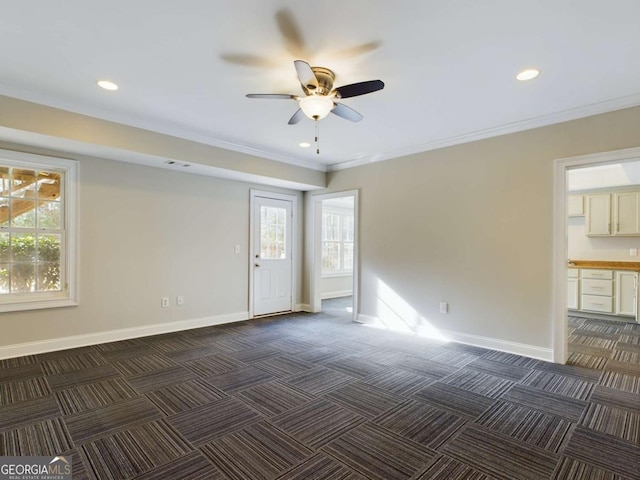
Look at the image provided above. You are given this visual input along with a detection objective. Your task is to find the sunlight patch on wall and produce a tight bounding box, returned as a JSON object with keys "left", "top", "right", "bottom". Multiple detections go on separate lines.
{"left": 364, "top": 279, "right": 450, "bottom": 342}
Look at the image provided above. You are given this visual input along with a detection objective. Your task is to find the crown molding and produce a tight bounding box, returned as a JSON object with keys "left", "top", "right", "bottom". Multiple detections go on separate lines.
{"left": 328, "top": 92, "right": 640, "bottom": 172}
{"left": 0, "top": 87, "right": 328, "bottom": 172}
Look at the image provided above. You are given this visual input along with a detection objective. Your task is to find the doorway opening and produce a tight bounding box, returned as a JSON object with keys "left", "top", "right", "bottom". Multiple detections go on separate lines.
{"left": 310, "top": 190, "right": 359, "bottom": 322}
{"left": 553, "top": 147, "right": 640, "bottom": 364}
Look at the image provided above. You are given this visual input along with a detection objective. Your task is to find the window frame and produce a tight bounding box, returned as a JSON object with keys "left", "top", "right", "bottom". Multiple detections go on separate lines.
{"left": 321, "top": 206, "right": 354, "bottom": 277}
{"left": 0, "top": 149, "right": 78, "bottom": 312}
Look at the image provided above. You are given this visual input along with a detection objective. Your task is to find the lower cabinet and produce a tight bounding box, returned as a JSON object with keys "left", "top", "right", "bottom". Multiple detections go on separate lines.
{"left": 569, "top": 268, "right": 638, "bottom": 320}
{"left": 616, "top": 271, "right": 638, "bottom": 316}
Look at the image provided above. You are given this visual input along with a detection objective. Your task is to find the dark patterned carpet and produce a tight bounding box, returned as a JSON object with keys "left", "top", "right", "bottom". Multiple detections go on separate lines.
{"left": 0, "top": 302, "right": 638, "bottom": 480}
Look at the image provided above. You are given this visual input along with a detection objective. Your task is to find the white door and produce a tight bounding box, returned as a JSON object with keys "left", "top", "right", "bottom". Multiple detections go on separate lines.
{"left": 253, "top": 196, "right": 293, "bottom": 316}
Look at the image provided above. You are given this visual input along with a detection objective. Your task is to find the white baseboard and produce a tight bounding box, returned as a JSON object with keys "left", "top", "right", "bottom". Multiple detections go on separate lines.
{"left": 295, "top": 304, "right": 312, "bottom": 312}
{"left": 320, "top": 290, "right": 353, "bottom": 300}
{"left": 356, "top": 313, "right": 553, "bottom": 362}
{"left": 441, "top": 329, "right": 553, "bottom": 362}
{"left": 0, "top": 311, "right": 249, "bottom": 360}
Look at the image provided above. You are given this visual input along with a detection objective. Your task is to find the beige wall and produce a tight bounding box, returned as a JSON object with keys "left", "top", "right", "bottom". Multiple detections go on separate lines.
{"left": 319, "top": 106, "right": 640, "bottom": 349}
{"left": 0, "top": 145, "right": 303, "bottom": 349}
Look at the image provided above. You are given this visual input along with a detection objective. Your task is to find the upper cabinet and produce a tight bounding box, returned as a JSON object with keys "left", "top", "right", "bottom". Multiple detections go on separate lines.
{"left": 585, "top": 191, "right": 640, "bottom": 236}
{"left": 614, "top": 192, "right": 640, "bottom": 235}
{"left": 568, "top": 195, "right": 584, "bottom": 216}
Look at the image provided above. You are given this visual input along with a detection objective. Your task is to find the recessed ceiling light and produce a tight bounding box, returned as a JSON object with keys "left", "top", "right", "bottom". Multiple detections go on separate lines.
{"left": 97, "top": 80, "right": 119, "bottom": 91}
{"left": 516, "top": 68, "right": 540, "bottom": 81}
{"left": 299, "top": 142, "right": 311, "bottom": 148}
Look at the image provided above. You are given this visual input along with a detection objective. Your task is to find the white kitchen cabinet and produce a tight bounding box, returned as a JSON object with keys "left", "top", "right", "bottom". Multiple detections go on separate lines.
{"left": 616, "top": 271, "right": 638, "bottom": 316}
{"left": 585, "top": 194, "right": 612, "bottom": 236}
{"left": 568, "top": 195, "right": 584, "bottom": 216}
{"left": 568, "top": 277, "right": 579, "bottom": 310}
{"left": 585, "top": 191, "right": 640, "bottom": 236}
{"left": 614, "top": 192, "right": 640, "bottom": 235}
{"left": 580, "top": 269, "right": 614, "bottom": 314}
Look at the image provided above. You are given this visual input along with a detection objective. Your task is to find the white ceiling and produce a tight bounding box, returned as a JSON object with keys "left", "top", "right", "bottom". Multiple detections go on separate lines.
{"left": 1, "top": 1, "right": 639, "bottom": 172}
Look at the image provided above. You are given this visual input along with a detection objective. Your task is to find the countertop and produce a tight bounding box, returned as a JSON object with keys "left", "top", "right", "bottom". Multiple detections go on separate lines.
{"left": 568, "top": 260, "right": 640, "bottom": 272}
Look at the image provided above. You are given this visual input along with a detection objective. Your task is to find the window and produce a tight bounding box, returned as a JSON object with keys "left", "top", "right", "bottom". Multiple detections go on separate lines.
{"left": 0, "top": 150, "right": 77, "bottom": 312}
{"left": 322, "top": 207, "right": 354, "bottom": 275}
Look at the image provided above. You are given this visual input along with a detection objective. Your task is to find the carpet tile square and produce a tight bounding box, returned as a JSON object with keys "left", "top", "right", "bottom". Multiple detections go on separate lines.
{"left": 203, "top": 365, "right": 275, "bottom": 393}
{"left": 145, "top": 378, "right": 227, "bottom": 415}
{"left": 276, "top": 452, "right": 368, "bottom": 480}
{"left": 0, "top": 395, "right": 60, "bottom": 432}
{"left": 0, "top": 417, "right": 74, "bottom": 456}
{"left": 46, "top": 364, "right": 122, "bottom": 391}
{"left": 253, "top": 354, "right": 316, "bottom": 377}
{"left": 111, "top": 353, "right": 176, "bottom": 376}
{"left": 442, "top": 369, "right": 514, "bottom": 399}
{"left": 55, "top": 378, "right": 138, "bottom": 415}
{"left": 441, "top": 424, "right": 559, "bottom": 480}
{"left": 283, "top": 366, "right": 355, "bottom": 396}
{"left": 167, "top": 396, "right": 262, "bottom": 445}
{"left": 475, "top": 401, "right": 574, "bottom": 452}
{"left": 325, "top": 382, "right": 404, "bottom": 419}
{"left": 81, "top": 420, "right": 192, "bottom": 480}
{"left": 466, "top": 357, "right": 533, "bottom": 381}
{"left": 41, "top": 352, "right": 107, "bottom": 375}
{"left": 322, "top": 423, "right": 438, "bottom": 480}
{"left": 234, "top": 381, "right": 314, "bottom": 417}
{"left": 200, "top": 421, "right": 312, "bottom": 480}
{"left": 414, "top": 455, "right": 498, "bottom": 480}
{"left": 362, "top": 368, "right": 437, "bottom": 396}
{"left": 0, "top": 376, "right": 50, "bottom": 406}
{"left": 183, "top": 353, "right": 247, "bottom": 376}
{"left": 413, "top": 382, "right": 496, "bottom": 420}
{"left": 562, "top": 426, "right": 640, "bottom": 479}
{"left": 125, "top": 365, "right": 198, "bottom": 394}
{"left": 272, "top": 398, "right": 366, "bottom": 449}
{"left": 375, "top": 399, "right": 467, "bottom": 449}
{"left": 500, "top": 385, "right": 588, "bottom": 422}
{"left": 520, "top": 370, "right": 596, "bottom": 401}
{"left": 65, "top": 396, "right": 162, "bottom": 444}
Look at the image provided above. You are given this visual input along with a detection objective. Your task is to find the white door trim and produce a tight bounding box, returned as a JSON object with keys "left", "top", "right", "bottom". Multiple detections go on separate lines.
{"left": 552, "top": 146, "right": 640, "bottom": 363}
{"left": 310, "top": 190, "right": 359, "bottom": 322}
{"left": 249, "top": 189, "right": 298, "bottom": 318}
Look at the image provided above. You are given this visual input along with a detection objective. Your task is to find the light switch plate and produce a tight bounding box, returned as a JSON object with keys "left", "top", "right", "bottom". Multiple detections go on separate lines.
{"left": 631, "top": 248, "right": 638, "bottom": 256}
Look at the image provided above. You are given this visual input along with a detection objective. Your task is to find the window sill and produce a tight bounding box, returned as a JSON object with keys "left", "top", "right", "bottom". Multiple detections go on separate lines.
{"left": 0, "top": 296, "right": 78, "bottom": 313}
{"left": 322, "top": 272, "right": 354, "bottom": 279}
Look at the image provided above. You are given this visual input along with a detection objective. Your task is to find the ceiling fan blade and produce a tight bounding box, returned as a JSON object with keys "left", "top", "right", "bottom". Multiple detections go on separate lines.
{"left": 294, "top": 60, "right": 319, "bottom": 91}
{"left": 246, "top": 94, "right": 297, "bottom": 99}
{"left": 331, "top": 102, "right": 363, "bottom": 122}
{"left": 276, "top": 9, "right": 306, "bottom": 58}
{"left": 333, "top": 80, "right": 384, "bottom": 99}
{"left": 288, "top": 108, "right": 305, "bottom": 125}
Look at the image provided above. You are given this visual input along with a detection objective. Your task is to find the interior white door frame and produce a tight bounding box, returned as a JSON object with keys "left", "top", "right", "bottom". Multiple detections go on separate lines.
{"left": 310, "top": 190, "right": 359, "bottom": 321}
{"left": 249, "top": 189, "right": 298, "bottom": 318}
{"left": 552, "top": 146, "right": 640, "bottom": 363}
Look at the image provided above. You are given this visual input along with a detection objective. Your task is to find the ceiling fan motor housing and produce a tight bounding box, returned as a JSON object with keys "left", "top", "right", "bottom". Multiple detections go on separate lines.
{"left": 303, "top": 67, "right": 335, "bottom": 96}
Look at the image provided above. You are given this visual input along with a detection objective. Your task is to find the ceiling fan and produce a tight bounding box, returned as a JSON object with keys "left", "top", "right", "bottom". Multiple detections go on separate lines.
{"left": 246, "top": 60, "right": 384, "bottom": 125}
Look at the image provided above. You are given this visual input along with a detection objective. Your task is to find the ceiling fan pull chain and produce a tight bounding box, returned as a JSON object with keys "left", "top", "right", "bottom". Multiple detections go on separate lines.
{"left": 315, "top": 118, "right": 320, "bottom": 155}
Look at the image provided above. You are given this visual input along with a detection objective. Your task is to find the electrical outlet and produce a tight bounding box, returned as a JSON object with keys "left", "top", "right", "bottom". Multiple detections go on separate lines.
{"left": 439, "top": 302, "right": 448, "bottom": 314}
{"left": 176, "top": 295, "right": 184, "bottom": 306}
{"left": 161, "top": 297, "right": 170, "bottom": 308}
{"left": 234, "top": 244, "right": 241, "bottom": 254}
{"left": 630, "top": 248, "right": 638, "bottom": 257}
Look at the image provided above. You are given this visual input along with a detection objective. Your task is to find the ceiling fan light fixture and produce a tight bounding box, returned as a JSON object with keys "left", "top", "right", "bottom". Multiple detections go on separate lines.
{"left": 299, "top": 95, "right": 334, "bottom": 120}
